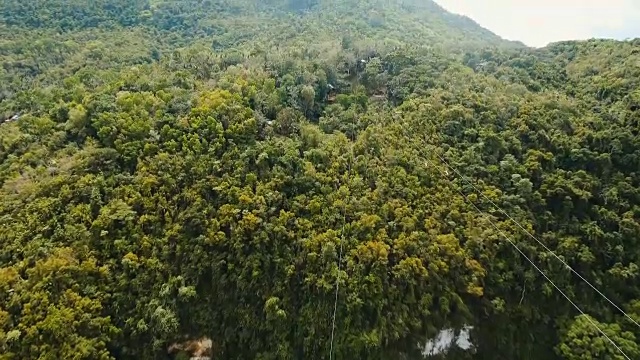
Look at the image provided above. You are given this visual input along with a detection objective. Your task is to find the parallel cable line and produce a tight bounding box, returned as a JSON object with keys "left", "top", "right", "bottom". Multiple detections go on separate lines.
{"left": 429, "top": 148, "right": 640, "bottom": 329}
{"left": 421, "top": 154, "right": 632, "bottom": 360}
{"left": 398, "top": 119, "right": 638, "bottom": 328}
{"left": 389, "top": 123, "right": 631, "bottom": 358}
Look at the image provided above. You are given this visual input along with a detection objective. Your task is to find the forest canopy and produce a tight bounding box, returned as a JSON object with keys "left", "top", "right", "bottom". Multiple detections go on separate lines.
{"left": 0, "top": 1, "right": 639, "bottom": 359}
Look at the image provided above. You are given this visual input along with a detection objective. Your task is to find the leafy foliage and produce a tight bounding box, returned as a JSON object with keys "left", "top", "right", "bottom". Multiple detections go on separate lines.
{"left": 0, "top": 1, "right": 639, "bottom": 359}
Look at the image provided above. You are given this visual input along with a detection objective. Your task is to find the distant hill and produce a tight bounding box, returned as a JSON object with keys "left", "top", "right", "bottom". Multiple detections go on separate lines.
{"left": 0, "top": 0, "right": 520, "bottom": 110}
{"left": 0, "top": 0, "right": 518, "bottom": 47}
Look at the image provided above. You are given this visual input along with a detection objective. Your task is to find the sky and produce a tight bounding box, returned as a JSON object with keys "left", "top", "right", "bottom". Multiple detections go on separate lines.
{"left": 433, "top": 0, "right": 640, "bottom": 47}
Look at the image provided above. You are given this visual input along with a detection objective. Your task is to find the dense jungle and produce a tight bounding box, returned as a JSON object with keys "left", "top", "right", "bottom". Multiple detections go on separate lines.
{"left": 1, "top": 0, "right": 640, "bottom": 359}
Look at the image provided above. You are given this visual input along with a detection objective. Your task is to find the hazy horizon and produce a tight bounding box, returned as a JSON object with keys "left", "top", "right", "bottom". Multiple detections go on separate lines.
{"left": 434, "top": 0, "right": 640, "bottom": 47}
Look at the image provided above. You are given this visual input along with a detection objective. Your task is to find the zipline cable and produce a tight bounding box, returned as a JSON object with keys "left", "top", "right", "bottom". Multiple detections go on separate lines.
{"left": 325, "top": 119, "right": 632, "bottom": 358}
{"left": 429, "top": 146, "right": 640, "bottom": 330}
{"left": 389, "top": 122, "right": 631, "bottom": 358}
{"left": 421, "top": 154, "right": 632, "bottom": 360}
{"left": 329, "top": 139, "right": 353, "bottom": 360}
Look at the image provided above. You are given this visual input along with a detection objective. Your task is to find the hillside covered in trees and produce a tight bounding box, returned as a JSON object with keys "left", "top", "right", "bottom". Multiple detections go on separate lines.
{"left": 1, "top": 0, "right": 639, "bottom": 359}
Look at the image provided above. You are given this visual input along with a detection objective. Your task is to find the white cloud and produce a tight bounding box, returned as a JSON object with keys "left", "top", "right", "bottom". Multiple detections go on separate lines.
{"left": 434, "top": 0, "right": 640, "bottom": 47}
